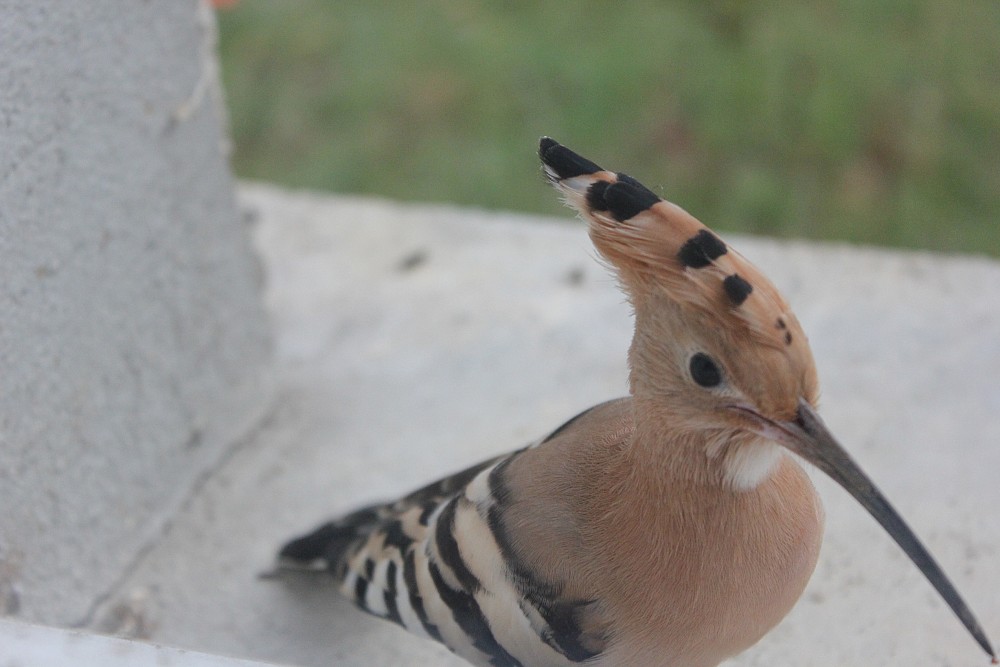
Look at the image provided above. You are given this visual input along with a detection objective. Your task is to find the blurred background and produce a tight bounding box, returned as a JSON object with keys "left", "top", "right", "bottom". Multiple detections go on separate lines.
{"left": 216, "top": 1, "right": 1000, "bottom": 256}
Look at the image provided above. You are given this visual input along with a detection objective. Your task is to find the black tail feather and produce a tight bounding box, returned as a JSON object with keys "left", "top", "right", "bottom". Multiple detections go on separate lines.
{"left": 279, "top": 505, "right": 384, "bottom": 565}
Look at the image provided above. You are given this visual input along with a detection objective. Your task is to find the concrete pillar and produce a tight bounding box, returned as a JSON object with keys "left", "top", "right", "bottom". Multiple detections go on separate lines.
{"left": 0, "top": 1, "right": 273, "bottom": 627}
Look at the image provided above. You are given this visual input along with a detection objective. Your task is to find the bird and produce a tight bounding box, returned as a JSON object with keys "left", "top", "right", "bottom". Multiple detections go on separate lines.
{"left": 275, "top": 138, "right": 996, "bottom": 666}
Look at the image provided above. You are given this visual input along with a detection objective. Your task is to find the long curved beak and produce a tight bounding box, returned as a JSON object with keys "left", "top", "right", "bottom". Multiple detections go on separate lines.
{"left": 762, "top": 399, "right": 995, "bottom": 661}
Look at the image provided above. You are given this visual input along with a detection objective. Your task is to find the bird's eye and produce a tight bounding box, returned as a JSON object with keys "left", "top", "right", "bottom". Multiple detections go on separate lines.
{"left": 689, "top": 353, "right": 722, "bottom": 388}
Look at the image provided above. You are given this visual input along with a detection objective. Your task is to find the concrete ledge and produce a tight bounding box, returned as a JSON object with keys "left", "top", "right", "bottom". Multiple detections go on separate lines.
{"left": 0, "top": 619, "right": 284, "bottom": 667}
{"left": 91, "top": 183, "right": 999, "bottom": 666}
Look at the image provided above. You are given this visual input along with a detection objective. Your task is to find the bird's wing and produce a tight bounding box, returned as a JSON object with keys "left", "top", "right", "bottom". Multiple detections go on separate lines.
{"left": 277, "top": 398, "right": 633, "bottom": 667}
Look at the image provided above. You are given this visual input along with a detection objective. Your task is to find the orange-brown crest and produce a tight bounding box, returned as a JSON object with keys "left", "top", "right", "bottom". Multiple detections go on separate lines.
{"left": 539, "top": 138, "right": 819, "bottom": 415}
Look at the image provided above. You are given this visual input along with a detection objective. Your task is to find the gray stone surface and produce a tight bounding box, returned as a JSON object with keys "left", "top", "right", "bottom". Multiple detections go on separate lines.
{"left": 0, "top": 1, "right": 272, "bottom": 627}
{"left": 95, "top": 183, "right": 999, "bottom": 666}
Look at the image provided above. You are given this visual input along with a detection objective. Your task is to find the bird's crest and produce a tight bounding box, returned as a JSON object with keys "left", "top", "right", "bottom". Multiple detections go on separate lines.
{"left": 539, "top": 137, "right": 803, "bottom": 354}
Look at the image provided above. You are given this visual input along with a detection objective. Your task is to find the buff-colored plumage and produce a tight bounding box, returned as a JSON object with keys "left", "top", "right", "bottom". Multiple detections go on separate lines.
{"left": 276, "top": 139, "right": 995, "bottom": 667}
{"left": 489, "top": 398, "right": 823, "bottom": 666}
{"left": 544, "top": 154, "right": 817, "bottom": 422}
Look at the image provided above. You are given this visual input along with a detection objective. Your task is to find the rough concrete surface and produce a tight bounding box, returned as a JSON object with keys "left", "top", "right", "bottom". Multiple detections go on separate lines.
{"left": 92, "top": 183, "right": 1000, "bottom": 666}
{"left": 0, "top": 1, "right": 272, "bottom": 628}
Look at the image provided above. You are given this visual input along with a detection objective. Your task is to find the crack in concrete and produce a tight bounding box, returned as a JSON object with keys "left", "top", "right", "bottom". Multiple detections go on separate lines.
{"left": 73, "top": 390, "right": 290, "bottom": 633}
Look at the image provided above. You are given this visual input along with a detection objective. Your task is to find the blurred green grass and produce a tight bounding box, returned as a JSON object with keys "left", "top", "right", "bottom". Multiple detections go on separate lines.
{"left": 217, "top": 1, "right": 1000, "bottom": 256}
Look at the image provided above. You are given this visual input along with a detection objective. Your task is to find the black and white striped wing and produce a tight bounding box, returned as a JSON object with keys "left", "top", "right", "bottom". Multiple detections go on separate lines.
{"left": 278, "top": 436, "right": 606, "bottom": 666}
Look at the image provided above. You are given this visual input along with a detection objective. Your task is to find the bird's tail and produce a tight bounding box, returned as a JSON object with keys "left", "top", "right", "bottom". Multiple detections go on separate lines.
{"left": 277, "top": 505, "right": 383, "bottom": 572}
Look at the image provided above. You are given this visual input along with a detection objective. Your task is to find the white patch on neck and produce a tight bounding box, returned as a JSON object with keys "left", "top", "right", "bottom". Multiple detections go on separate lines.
{"left": 722, "top": 438, "right": 785, "bottom": 491}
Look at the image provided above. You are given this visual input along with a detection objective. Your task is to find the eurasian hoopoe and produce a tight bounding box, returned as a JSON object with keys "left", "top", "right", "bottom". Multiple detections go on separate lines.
{"left": 276, "top": 139, "right": 996, "bottom": 666}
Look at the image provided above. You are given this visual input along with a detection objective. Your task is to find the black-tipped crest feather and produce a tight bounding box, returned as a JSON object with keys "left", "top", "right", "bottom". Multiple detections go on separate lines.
{"left": 539, "top": 137, "right": 603, "bottom": 180}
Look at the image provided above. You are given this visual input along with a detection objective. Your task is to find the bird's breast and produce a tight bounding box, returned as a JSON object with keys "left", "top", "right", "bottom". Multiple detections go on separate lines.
{"left": 598, "top": 454, "right": 824, "bottom": 667}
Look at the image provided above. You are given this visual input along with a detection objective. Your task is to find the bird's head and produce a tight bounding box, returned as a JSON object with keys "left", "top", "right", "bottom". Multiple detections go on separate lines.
{"left": 540, "top": 137, "right": 818, "bottom": 463}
